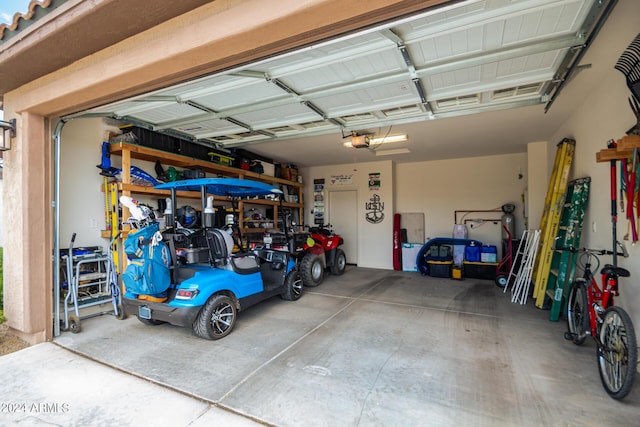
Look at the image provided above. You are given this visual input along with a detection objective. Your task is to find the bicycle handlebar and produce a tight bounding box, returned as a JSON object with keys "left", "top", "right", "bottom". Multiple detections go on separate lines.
{"left": 555, "top": 244, "right": 628, "bottom": 257}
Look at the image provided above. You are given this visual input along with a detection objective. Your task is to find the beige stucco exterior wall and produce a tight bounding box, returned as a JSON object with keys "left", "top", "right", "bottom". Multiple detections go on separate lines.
{"left": 1, "top": 0, "right": 447, "bottom": 342}
{"left": 2, "top": 111, "right": 51, "bottom": 344}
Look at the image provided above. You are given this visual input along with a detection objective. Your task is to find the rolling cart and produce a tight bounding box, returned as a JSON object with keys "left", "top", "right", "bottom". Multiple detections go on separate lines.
{"left": 495, "top": 226, "right": 513, "bottom": 288}
{"left": 60, "top": 233, "right": 123, "bottom": 333}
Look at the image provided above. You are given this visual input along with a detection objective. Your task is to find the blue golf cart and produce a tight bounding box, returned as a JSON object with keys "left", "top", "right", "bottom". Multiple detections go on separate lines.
{"left": 121, "top": 178, "right": 303, "bottom": 339}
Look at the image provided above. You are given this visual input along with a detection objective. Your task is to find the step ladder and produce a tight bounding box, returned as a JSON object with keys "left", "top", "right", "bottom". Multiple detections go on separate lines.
{"left": 506, "top": 229, "right": 541, "bottom": 304}
{"left": 532, "top": 138, "right": 576, "bottom": 308}
{"left": 503, "top": 229, "right": 531, "bottom": 293}
{"left": 546, "top": 178, "right": 590, "bottom": 321}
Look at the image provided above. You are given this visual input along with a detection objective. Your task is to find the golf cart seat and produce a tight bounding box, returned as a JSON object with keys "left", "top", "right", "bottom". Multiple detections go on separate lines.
{"left": 206, "top": 229, "right": 260, "bottom": 274}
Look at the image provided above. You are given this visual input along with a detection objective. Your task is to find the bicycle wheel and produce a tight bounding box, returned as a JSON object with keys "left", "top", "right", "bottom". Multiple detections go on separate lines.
{"left": 597, "top": 306, "right": 637, "bottom": 399}
{"left": 566, "top": 280, "right": 589, "bottom": 345}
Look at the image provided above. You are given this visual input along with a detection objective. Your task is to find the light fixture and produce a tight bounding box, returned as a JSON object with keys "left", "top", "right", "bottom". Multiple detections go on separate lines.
{"left": 343, "top": 133, "right": 408, "bottom": 148}
{"left": 374, "top": 148, "right": 411, "bottom": 156}
{"left": 0, "top": 119, "right": 16, "bottom": 151}
{"left": 370, "top": 134, "right": 408, "bottom": 144}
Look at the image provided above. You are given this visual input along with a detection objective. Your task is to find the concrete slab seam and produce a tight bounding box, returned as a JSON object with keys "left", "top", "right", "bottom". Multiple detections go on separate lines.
{"left": 306, "top": 290, "right": 503, "bottom": 320}
{"left": 218, "top": 276, "right": 390, "bottom": 403}
{"left": 50, "top": 341, "right": 269, "bottom": 426}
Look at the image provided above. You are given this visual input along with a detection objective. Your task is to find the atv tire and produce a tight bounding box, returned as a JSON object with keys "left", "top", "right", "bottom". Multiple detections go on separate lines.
{"left": 301, "top": 253, "right": 324, "bottom": 287}
{"left": 331, "top": 249, "right": 347, "bottom": 275}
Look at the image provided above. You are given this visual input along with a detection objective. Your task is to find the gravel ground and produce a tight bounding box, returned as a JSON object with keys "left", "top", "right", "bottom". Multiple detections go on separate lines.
{"left": 0, "top": 323, "right": 30, "bottom": 356}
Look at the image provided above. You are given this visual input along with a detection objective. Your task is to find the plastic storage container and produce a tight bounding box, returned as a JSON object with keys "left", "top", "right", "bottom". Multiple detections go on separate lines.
{"left": 463, "top": 261, "right": 498, "bottom": 280}
{"left": 481, "top": 245, "right": 497, "bottom": 263}
{"left": 427, "top": 260, "right": 452, "bottom": 278}
{"left": 465, "top": 244, "right": 481, "bottom": 262}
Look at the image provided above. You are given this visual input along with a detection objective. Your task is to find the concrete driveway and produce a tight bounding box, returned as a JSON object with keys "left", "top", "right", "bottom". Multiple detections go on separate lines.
{"left": 2, "top": 267, "right": 639, "bottom": 426}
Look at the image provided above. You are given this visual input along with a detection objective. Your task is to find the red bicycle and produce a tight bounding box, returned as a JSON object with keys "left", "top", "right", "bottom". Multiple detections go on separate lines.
{"left": 562, "top": 244, "right": 637, "bottom": 399}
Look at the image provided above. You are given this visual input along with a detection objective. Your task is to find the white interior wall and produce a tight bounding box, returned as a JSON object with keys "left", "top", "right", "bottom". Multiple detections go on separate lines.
{"left": 60, "top": 118, "right": 113, "bottom": 250}
{"left": 547, "top": 0, "right": 639, "bottom": 331}
{"left": 526, "top": 141, "right": 548, "bottom": 231}
{"left": 301, "top": 161, "right": 394, "bottom": 269}
{"left": 395, "top": 153, "right": 528, "bottom": 255}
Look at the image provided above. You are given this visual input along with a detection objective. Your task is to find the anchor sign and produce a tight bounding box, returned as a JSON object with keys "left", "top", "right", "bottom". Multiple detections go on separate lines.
{"left": 365, "top": 194, "right": 385, "bottom": 224}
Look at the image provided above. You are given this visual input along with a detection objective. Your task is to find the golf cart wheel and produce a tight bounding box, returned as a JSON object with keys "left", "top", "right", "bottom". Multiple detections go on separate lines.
{"left": 115, "top": 304, "right": 127, "bottom": 320}
{"left": 495, "top": 274, "right": 508, "bottom": 288}
{"left": 282, "top": 270, "right": 303, "bottom": 301}
{"left": 301, "top": 253, "right": 324, "bottom": 287}
{"left": 68, "top": 315, "right": 81, "bottom": 334}
{"left": 137, "top": 316, "right": 164, "bottom": 326}
{"left": 193, "top": 294, "right": 237, "bottom": 340}
{"left": 331, "top": 249, "right": 347, "bottom": 276}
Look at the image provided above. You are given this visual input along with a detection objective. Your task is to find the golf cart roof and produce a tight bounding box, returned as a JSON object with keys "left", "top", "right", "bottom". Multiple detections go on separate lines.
{"left": 155, "top": 177, "right": 283, "bottom": 197}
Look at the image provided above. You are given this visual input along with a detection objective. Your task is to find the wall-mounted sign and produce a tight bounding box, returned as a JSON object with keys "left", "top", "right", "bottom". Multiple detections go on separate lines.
{"left": 365, "top": 194, "right": 384, "bottom": 224}
{"left": 330, "top": 174, "right": 353, "bottom": 185}
{"left": 368, "top": 172, "right": 380, "bottom": 191}
{"left": 313, "top": 179, "right": 325, "bottom": 225}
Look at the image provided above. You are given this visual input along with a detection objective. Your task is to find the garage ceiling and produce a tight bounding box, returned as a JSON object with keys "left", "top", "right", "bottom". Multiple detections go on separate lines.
{"left": 71, "top": 0, "right": 616, "bottom": 166}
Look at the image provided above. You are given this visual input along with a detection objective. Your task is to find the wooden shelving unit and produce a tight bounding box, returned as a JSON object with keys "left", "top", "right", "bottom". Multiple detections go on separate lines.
{"left": 103, "top": 142, "right": 304, "bottom": 237}
{"left": 595, "top": 135, "right": 640, "bottom": 162}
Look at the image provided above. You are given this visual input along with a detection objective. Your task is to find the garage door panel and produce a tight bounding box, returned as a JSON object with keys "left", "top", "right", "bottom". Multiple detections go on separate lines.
{"left": 314, "top": 81, "right": 418, "bottom": 117}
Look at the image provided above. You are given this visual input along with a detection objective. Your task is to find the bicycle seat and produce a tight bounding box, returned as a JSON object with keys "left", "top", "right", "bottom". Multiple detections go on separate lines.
{"left": 601, "top": 264, "right": 630, "bottom": 277}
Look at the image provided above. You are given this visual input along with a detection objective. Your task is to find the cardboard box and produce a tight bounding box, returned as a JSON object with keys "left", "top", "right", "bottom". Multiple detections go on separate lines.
{"left": 279, "top": 167, "right": 298, "bottom": 181}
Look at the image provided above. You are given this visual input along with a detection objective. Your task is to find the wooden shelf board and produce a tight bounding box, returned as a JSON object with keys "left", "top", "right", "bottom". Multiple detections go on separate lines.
{"left": 617, "top": 135, "right": 640, "bottom": 150}
{"left": 596, "top": 147, "right": 633, "bottom": 162}
{"left": 110, "top": 142, "right": 302, "bottom": 187}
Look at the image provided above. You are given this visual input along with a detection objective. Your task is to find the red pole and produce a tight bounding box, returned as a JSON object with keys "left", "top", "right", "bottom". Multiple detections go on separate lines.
{"left": 608, "top": 139, "right": 618, "bottom": 266}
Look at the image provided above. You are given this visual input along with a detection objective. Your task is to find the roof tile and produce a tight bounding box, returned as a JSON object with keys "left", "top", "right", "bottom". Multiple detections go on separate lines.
{"left": 0, "top": 0, "right": 53, "bottom": 41}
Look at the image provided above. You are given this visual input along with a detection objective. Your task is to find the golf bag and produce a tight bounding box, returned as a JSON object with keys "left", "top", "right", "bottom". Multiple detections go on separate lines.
{"left": 121, "top": 222, "right": 171, "bottom": 296}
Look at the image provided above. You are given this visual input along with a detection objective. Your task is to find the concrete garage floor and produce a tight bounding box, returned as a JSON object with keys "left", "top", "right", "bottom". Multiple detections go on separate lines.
{"left": 9, "top": 267, "right": 640, "bottom": 426}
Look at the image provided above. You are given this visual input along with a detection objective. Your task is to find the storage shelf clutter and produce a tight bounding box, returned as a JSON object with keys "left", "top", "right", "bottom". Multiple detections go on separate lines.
{"left": 103, "top": 141, "right": 305, "bottom": 242}
{"left": 416, "top": 238, "right": 498, "bottom": 281}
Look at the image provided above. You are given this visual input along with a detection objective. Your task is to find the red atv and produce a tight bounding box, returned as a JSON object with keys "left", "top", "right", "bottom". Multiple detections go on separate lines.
{"left": 300, "top": 224, "right": 347, "bottom": 287}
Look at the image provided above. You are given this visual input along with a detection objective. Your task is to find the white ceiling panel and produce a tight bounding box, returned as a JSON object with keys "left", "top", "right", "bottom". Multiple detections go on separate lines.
{"left": 314, "top": 81, "right": 418, "bottom": 116}
{"left": 174, "top": 119, "right": 246, "bottom": 137}
{"left": 190, "top": 81, "right": 285, "bottom": 111}
{"left": 72, "top": 0, "right": 610, "bottom": 156}
{"left": 124, "top": 102, "right": 204, "bottom": 125}
{"left": 232, "top": 103, "right": 320, "bottom": 129}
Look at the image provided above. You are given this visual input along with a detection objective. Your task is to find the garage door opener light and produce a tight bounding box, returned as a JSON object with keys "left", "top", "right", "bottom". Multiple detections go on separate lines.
{"left": 343, "top": 133, "right": 407, "bottom": 148}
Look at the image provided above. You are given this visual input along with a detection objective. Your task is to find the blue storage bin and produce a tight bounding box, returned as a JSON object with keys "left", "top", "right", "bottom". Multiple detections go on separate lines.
{"left": 465, "top": 244, "right": 481, "bottom": 262}
{"left": 481, "top": 245, "right": 497, "bottom": 263}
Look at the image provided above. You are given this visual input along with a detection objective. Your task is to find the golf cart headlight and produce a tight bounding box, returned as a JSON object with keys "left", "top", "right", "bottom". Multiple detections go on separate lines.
{"left": 176, "top": 287, "right": 199, "bottom": 300}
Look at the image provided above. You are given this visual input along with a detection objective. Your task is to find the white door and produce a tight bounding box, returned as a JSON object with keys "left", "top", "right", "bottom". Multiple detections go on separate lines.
{"left": 328, "top": 190, "right": 357, "bottom": 265}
